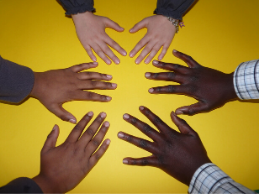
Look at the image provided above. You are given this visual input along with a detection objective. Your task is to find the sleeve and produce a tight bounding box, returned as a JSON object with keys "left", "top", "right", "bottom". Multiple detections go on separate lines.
{"left": 188, "top": 163, "right": 256, "bottom": 194}
{"left": 233, "top": 59, "right": 259, "bottom": 100}
{"left": 0, "top": 56, "right": 34, "bottom": 103}
{"left": 58, "top": 0, "right": 95, "bottom": 15}
{"left": 0, "top": 177, "right": 43, "bottom": 193}
{"left": 154, "top": 0, "right": 195, "bottom": 20}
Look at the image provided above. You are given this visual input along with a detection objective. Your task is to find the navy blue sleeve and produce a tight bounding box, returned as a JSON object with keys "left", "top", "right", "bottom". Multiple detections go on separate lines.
{"left": 0, "top": 56, "right": 34, "bottom": 103}
{"left": 154, "top": 0, "right": 195, "bottom": 20}
{"left": 58, "top": 0, "right": 95, "bottom": 15}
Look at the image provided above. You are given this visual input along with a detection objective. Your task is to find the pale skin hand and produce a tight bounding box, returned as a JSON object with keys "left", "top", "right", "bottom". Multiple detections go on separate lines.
{"left": 129, "top": 15, "right": 176, "bottom": 64}
{"left": 30, "top": 62, "right": 117, "bottom": 123}
{"left": 33, "top": 111, "right": 111, "bottom": 193}
{"left": 72, "top": 11, "right": 127, "bottom": 65}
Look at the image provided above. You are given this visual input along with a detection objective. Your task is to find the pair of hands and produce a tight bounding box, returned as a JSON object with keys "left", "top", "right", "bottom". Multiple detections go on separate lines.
{"left": 33, "top": 107, "right": 210, "bottom": 193}
{"left": 72, "top": 12, "right": 176, "bottom": 65}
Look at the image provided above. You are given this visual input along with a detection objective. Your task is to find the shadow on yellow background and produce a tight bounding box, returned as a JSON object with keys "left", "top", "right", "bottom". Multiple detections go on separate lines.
{"left": 0, "top": 0, "right": 259, "bottom": 193}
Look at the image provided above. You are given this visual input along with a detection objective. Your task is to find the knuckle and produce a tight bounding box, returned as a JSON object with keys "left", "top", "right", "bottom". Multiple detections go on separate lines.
{"left": 90, "top": 81, "right": 97, "bottom": 87}
{"left": 157, "top": 156, "right": 165, "bottom": 166}
{"left": 125, "top": 135, "right": 133, "bottom": 142}
{"left": 130, "top": 117, "right": 137, "bottom": 125}
{"left": 152, "top": 73, "right": 159, "bottom": 79}
{"left": 167, "top": 72, "right": 175, "bottom": 79}
{"left": 86, "top": 129, "right": 95, "bottom": 136}
{"left": 167, "top": 85, "right": 175, "bottom": 93}
{"left": 141, "top": 159, "right": 149, "bottom": 166}
{"left": 92, "top": 140, "right": 100, "bottom": 146}
{"left": 142, "top": 124, "right": 152, "bottom": 134}
{"left": 154, "top": 116, "right": 163, "bottom": 125}
{"left": 95, "top": 154, "right": 101, "bottom": 160}
{"left": 86, "top": 92, "right": 94, "bottom": 99}
{"left": 138, "top": 139, "right": 148, "bottom": 148}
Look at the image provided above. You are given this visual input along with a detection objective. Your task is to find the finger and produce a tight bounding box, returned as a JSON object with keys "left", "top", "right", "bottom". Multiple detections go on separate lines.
{"left": 105, "top": 36, "right": 127, "bottom": 56}
{"left": 173, "top": 50, "right": 200, "bottom": 68}
{"left": 158, "top": 43, "right": 170, "bottom": 61}
{"left": 122, "top": 113, "right": 162, "bottom": 142}
{"left": 78, "top": 80, "right": 117, "bottom": 90}
{"left": 41, "top": 125, "right": 60, "bottom": 153}
{"left": 117, "top": 131, "right": 158, "bottom": 153}
{"left": 78, "top": 71, "right": 112, "bottom": 81}
{"left": 48, "top": 104, "right": 77, "bottom": 124}
{"left": 135, "top": 41, "right": 157, "bottom": 64}
{"left": 152, "top": 60, "right": 190, "bottom": 74}
{"left": 129, "top": 19, "right": 148, "bottom": 33}
{"left": 144, "top": 44, "right": 163, "bottom": 64}
{"left": 85, "top": 121, "right": 110, "bottom": 157}
{"left": 84, "top": 45, "right": 97, "bottom": 62}
{"left": 129, "top": 35, "right": 149, "bottom": 58}
{"left": 139, "top": 106, "right": 175, "bottom": 135}
{"left": 91, "top": 44, "right": 112, "bottom": 65}
{"left": 148, "top": 85, "right": 188, "bottom": 94}
{"left": 72, "top": 91, "right": 112, "bottom": 102}
{"left": 70, "top": 62, "right": 98, "bottom": 73}
{"left": 89, "top": 139, "right": 110, "bottom": 168}
{"left": 122, "top": 156, "right": 158, "bottom": 167}
{"left": 175, "top": 102, "right": 209, "bottom": 116}
{"left": 98, "top": 41, "right": 120, "bottom": 64}
{"left": 145, "top": 72, "right": 185, "bottom": 83}
{"left": 79, "top": 112, "right": 107, "bottom": 145}
{"left": 104, "top": 18, "right": 124, "bottom": 32}
{"left": 171, "top": 111, "right": 197, "bottom": 136}
{"left": 65, "top": 111, "right": 93, "bottom": 143}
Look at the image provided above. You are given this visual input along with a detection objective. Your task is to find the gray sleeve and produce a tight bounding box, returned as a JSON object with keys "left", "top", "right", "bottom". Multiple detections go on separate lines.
{"left": 0, "top": 177, "right": 43, "bottom": 193}
{"left": 154, "top": 0, "right": 195, "bottom": 20}
{"left": 58, "top": 0, "right": 95, "bottom": 15}
{"left": 0, "top": 56, "right": 34, "bottom": 103}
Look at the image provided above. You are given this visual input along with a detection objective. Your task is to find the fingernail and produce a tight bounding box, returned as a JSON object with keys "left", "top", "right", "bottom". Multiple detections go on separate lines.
{"left": 129, "top": 29, "right": 133, "bottom": 33}
{"left": 52, "top": 124, "right": 58, "bottom": 131}
{"left": 112, "top": 83, "right": 117, "bottom": 88}
{"left": 93, "top": 57, "right": 97, "bottom": 61}
{"left": 175, "top": 110, "right": 183, "bottom": 115}
{"left": 139, "top": 106, "right": 144, "bottom": 110}
{"left": 158, "top": 56, "right": 162, "bottom": 60}
{"left": 87, "top": 111, "right": 93, "bottom": 117}
{"left": 123, "top": 51, "right": 127, "bottom": 56}
{"left": 106, "top": 139, "right": 111, "bottom": 145}
{"left": 100, "top": 112, "right": 107, "bottom": 118}
{"left": 123, "top": 159, "right": 128, "bottom": 164}
{"left": 104, "top": 121, "right": 110, "bottom": 127}
{"left": 144, "top": 60, "right": 148, "bottom": 64}
{"left": 135, "top": 59, "right": 140, "bottom": 64}
{"left": 173, "top": 49, "right": 177, "bottom": 53}
{"left": 69, "top": 119, "right": 77, "bottom": 124}
{"left": 149, "top": 88, "right": 154, "bottom": 93}
{"left": 107, "top": 61, "right": 111, "bottom": 65}
{"left": 118, "top": 132, "right": 124, "bottom": 138}
{"left": 106, "top": 96, "right": 112, "bottom": 101}
{"left": 93, "top": 62, "right": 98, "bottom": 65}
{"left": 115, "top": 59, "right": 120, "bottom": 64}
{"left": 106, "top": 75, "right": 112, "bottom": 79}
{"left": 145, "top": 73, "right": 151, "bottom": 78}
{"left": 129, "top": 53, "right": 133, "bottom": 58}
{"left": 123, "top": 114, "right": 129, "bottom": 119}
{"left": 153, "top": 60, "right": 159, "bottom": 65}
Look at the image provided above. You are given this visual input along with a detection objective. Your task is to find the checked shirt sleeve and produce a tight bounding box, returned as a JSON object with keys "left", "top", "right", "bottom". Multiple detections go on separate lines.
{"left": 233, "top": 59, "right": 259, "bottom": 100}
{"left": 188, "top": 163, "right": 256, "bottom": 194}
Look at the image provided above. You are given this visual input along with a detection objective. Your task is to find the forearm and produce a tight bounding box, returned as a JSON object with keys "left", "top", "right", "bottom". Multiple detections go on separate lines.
{"left": 0, "top": 56, "right": 34, "bottom": 103}
{"left": 154, "top": 0, "right": 195, "bottom": 20}
{"left": 58, "top": 0, "right": 95, "bottom": 15}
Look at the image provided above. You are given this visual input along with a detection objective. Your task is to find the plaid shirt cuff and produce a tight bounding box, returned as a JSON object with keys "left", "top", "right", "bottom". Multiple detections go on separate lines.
{"left": 233, "top": 59, "right": 259, "bottom": 100}
{"left": 188, "top": 163, "right": 255, "bottom": 194}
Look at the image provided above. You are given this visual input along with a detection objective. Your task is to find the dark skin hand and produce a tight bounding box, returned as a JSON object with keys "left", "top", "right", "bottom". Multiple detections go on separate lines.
{"left": 33, "top": 111, "right": 110, "bottom": 193}
{"left": 118, "top": 106, "right": 211, "bottom": 185}
{"left": 30, "top": 62, "right": 117, "bottom": 123}
{"left": 145, "top": 50, "right": 238, "bottom": 116}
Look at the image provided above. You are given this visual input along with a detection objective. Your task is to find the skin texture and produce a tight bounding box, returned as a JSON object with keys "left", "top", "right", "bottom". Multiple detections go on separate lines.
{"left": 118, "top": 106, "right": 211, "bottom": 185}
{"left": 72, "top": 11, "right": 127, "bottom": 65}
{"left": 129, "top": 15, "right": 176, "bottom": 64}
{"left": 146, "top": 50, "right": 238, "bottom": 116}
{"left": 29, "top": 62, "right": 117, "bottom": 123}
{"left": 33, "top": 111, "right": 110, "bottom": 193}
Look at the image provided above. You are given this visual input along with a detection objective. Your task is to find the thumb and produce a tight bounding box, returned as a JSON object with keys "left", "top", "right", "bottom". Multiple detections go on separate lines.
{"left": 49, "top": 104, "right": 77, "bottom": 124}
{"left": 171, "top": 112, "right": 196, "bottom": 136}
{"left": 42, "top": 125, "right": 60, "bottom": 153}
{"left": 105, "top": 18, "right": 124, "bottom": 32}
{"left": 175, "top": 102, "right": 208, "bottom": 116}
{"left": 129, "top": 19, "right": 148, "bottom": 33}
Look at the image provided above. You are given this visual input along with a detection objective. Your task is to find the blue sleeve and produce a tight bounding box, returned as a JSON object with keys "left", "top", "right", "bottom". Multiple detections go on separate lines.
{"left": 58, "top": 0, "right": 95, "bottom": 15}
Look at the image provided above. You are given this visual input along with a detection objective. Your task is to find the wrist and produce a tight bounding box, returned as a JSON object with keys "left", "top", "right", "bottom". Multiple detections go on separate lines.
{"left": 29, "top": 72, "right": 43, "bottom": 99}
{"left": 225, "top": 72, "right": 238, "bottom": 101}
{"left": 32, "top": 174, "right": 58, "bottom": 193}
{"left": 72, "top": 11, "right": 94, "bottom": 20}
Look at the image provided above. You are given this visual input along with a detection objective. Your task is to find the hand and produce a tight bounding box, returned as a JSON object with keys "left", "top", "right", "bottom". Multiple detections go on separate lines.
{"left": 145, "top": 50, "right": 238, "bottom": 116}
{"left": 33, "top": 111, "right": 110, "bottom": 193}
{"left": 129, "top": 15, "right": 176, "bottom": 64}
{"left": 72, "top": 11, "right": 127, "bottom": 65}
{"left": 30, "top": 62, "right": 117, "bottom": 123}
{"left": 118, "top": 106, "right": 211, "bottom": 185}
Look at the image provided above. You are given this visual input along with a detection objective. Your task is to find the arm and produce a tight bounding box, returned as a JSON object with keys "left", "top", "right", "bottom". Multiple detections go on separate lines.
{"left": 129, "top": 0, "right": 195, "bottom": 64}
{"left": 117, "top": 106, "right": 255, "bottom": 193}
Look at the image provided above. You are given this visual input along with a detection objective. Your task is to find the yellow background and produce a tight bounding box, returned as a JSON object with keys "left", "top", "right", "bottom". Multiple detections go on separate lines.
{"left": 0, "top": 0, "right": 259, "bottom": 193}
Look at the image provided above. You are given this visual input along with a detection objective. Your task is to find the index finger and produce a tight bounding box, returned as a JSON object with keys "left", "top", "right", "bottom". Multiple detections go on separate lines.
{"left": 173, "top": 50, "right": 200, "bottom": 68}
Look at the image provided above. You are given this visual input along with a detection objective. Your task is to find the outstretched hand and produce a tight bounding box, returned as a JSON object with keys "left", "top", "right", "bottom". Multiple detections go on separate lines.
{"left": 72, "top": 12, "right": 127, "bottom": 65}
{"left": 30, "top": 62, "right": 117, "bottom": 123}
{"left": 33, "top": 111, "right": 110, "bottom": 193}
{"left": 118, "top": 106, "right": 211, "bottom": 185}
{"left": 145, "top": 50, "right": 237, "bottom": 115}
{"left": 129, "top": 15, "right": 176, "bottom": 64}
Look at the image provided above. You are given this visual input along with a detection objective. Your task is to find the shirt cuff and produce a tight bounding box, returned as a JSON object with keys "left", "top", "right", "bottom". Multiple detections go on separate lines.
{"left": 59, "top": 0, "right": 95, "bottom": 15}
{"left": 233, "top": 59, "right": 259, "bottom": 100}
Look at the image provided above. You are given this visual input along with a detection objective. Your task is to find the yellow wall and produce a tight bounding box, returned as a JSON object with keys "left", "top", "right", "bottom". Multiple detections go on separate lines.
{"left": 0, "top": 0, "right": 259, "bottom": 193}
